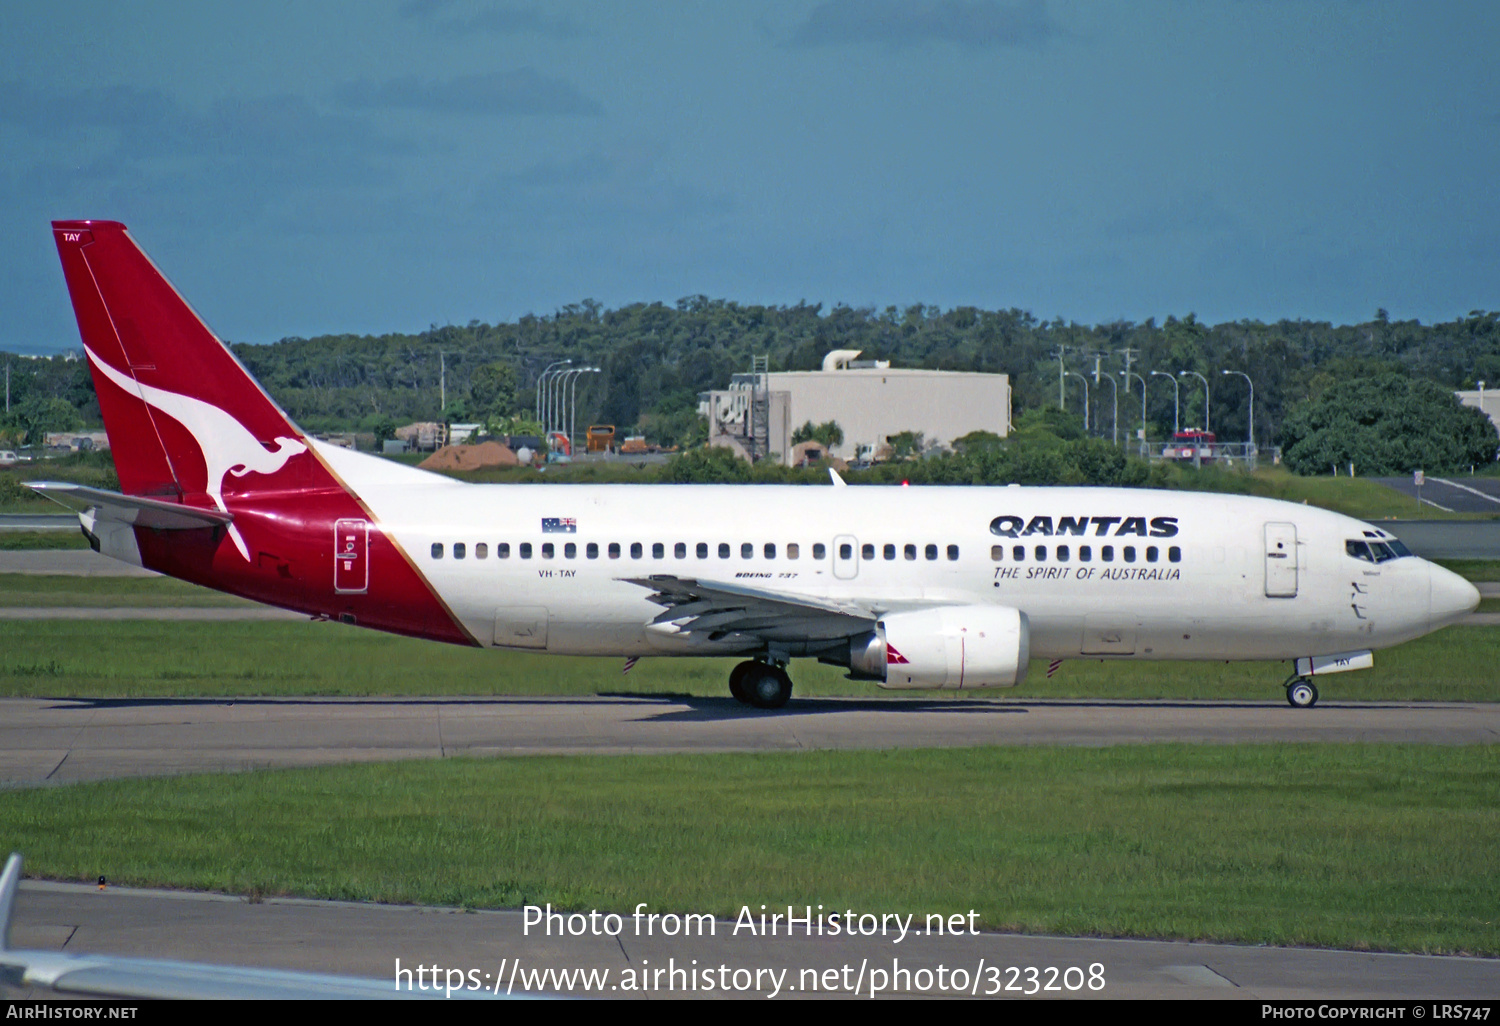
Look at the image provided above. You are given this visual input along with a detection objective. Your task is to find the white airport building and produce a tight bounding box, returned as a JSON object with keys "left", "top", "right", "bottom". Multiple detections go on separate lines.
{"left": 700, "top": 350, "right": 1011, "bottom": 466}
{"left": 1456, "top": 387, "right": 1500, "bottom": 437}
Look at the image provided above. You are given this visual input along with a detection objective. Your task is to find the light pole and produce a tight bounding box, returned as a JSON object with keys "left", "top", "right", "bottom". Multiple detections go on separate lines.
{"left": 1065, "top": 372, "right": 1089, "bottom": 433}
{"left": 1096, "top": 368, "right": 1118, "bottom": 445}
{"left": 1179, "top": 370, "right": 1210, "bottom": 433}
{"left": 1151, "top": 370, "right": 1180, "bottom": 435}
{"left": 1222, "top": 370, "right": 1254, "bottom": 463}
{"left": 1122, "top": 371, "right": 1147, "bottom": 456}
{"left": 554, "top": 368, "right": 587, "bottom": 451}
{"left": 568, "top": 368, "right": 600, "bottom": 456}
{"left": 536, "top": 359, "right": 571, "bottom": 428}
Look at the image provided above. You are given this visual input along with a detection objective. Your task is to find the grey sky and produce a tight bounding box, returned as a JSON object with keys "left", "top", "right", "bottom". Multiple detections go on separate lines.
{"left": 2, "top": 1, "right": 1497, "bottom": 352}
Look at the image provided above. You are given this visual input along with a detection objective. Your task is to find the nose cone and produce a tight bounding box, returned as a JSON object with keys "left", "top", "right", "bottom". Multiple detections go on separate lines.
{"left": 1429, "top": 562, "right": 1481, "bottom": 631}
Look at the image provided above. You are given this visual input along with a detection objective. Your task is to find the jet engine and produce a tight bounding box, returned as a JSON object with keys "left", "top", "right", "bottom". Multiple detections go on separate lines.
{"left": 848, "top": 605, "right": 1030, "bottom": 689}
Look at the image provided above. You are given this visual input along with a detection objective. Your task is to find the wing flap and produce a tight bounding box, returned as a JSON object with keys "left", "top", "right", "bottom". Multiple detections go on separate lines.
{"left": 624, "top": 575, "right": 875, "bottom": 642}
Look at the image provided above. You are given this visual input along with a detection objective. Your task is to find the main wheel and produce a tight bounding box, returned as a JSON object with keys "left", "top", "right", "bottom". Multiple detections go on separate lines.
{"left": 1286, "top": 678, "right": 1319, "bottom": 709}
{"left": 744, "top": 663, "right": 793, "bottom": 710}
{"left": 728, "top": 660, "right": 758, "bottom": 704}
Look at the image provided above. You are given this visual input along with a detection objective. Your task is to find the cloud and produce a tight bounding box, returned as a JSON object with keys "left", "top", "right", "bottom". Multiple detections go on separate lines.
{"left": 337, "top": 70, "right": 602, "bottom": 117}
{"left": 788, "top": 0, "right": 1059, "bottom": 48}
{"left": 399, "top": 1, "right": 592, "bottom": 39}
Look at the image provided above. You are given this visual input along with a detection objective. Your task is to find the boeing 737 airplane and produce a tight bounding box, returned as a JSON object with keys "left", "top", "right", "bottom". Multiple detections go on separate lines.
{"left": 32, "top": 221, "right": 1480, "bottom": 710}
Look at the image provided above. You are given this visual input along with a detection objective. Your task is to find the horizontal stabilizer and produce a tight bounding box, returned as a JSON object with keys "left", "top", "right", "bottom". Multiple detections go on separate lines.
{"left": 25, "top": 481, "right": 233, "bottom": 530}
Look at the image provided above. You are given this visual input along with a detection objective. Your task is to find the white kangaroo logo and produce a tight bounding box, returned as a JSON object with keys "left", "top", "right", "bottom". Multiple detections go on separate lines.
{"left": 86, "top": 346, "right": 308, "bottom": 561}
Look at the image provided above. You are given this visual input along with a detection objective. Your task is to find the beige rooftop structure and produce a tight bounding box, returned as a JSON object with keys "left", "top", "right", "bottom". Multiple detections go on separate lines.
{"left": 1457, "top": 387, "right": 1500, "bottom": 437}
{"left": 702, "top": 350, "right": 1010, "bottom": 465}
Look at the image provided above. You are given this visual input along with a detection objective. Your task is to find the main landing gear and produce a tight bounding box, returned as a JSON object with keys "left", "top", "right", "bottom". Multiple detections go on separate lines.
{"left": 729, "top": 660, "right": 793, "bottom": 709}
{"left": 1283, "top": 674, "right": 1319, "bottom": 709}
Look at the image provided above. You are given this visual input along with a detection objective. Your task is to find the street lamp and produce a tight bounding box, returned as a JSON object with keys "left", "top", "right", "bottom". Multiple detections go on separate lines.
{"left": 1064, "top": 372, "right": 1090, "bottom": 433}
{"left": 1122, "top": 371, "right": 1147, "bottom": 456}
{"left": 553, "top": 367, "right": 588, "bottom": 450}
{"left": 536, "top": 359, "right": 571, "bottom": 428}
{"left": 1222, "top": 370, "right": 1254, "bottom": 461}
{"left": 568, "top": 368, "right": 601, "bottom": 456}
{"left": 1095, "top": 368, "right": 1118, "bottom": 445}
{"left": 1178, "top": 370, "right": 1210, "bottom": 433}
{"left": 1150, "top": 370, "right": 1180, "bottom": 435}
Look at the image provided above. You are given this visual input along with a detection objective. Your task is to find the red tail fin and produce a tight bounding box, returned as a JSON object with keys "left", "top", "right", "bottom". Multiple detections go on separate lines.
{"left": 51, "top": 221, "right": 306, "bottom": 504}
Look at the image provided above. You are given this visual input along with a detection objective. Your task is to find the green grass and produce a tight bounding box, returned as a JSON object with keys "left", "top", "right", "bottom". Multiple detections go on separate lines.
{"left": 0, "top": 530, "right": 90, "bottom": 550}
{"left": 0, "top": 619, "right": 1495, "bottom": 701}
{"left": 1435, "top": 559, "right": 1500, "bottom": 582}
{"left": 3, "top": 745, "right": 1495, "bottom": 955}
{"left": 0, "top": 573, "right": 252, "bottom": 607}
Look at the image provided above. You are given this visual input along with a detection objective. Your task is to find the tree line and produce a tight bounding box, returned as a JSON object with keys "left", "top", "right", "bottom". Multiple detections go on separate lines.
{"left": 4, "top": 300, "right": 1498, "bottom": 472}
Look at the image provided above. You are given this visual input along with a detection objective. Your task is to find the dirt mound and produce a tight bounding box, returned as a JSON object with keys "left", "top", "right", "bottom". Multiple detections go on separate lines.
{"left": 419, "top": 441, "right": 519, "bottom": 471}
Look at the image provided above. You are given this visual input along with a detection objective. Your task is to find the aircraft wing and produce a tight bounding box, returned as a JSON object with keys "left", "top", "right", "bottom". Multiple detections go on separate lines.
{"left": 623, "top": 574, "right": 875, "bottom": 643}
{"left": 25, "top": 481, "right": 232, "bottom": 531}
{"left": 0, "top": 854, "right": 505, "bottom": 1000}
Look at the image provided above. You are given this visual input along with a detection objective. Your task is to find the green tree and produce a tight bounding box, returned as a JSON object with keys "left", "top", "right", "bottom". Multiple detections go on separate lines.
{"left": 791, "top": 420, "right": 844, "bottom": 448}
{"left": 468, "top": 362, "right": 519, "bottom": 420}
{"left": 1280, "top": 375, "right": 1498, "bottom": 475}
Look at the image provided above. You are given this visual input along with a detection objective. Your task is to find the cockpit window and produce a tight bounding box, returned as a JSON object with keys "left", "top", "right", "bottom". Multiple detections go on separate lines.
{"left": 1347, "top": 538, "right": 1409, "bottom": 563}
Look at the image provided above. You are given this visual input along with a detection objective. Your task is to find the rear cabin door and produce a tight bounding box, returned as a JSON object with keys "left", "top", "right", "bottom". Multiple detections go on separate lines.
{"left": 333, "top": 519, "right": 369, "bottom": 595}
{"left": 1264, "top": 522, "right": 1298, "bottom": 598}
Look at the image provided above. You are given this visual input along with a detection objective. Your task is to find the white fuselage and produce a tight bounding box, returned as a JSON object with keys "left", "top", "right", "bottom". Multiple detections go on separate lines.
{"left": 315, "top": 443, "right": 1475, "bottom": 667}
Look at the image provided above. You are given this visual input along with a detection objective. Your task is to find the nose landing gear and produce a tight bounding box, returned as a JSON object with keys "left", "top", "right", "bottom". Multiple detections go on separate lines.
{"left": 1284, "top": 675, "right": 1319, "bottom": 709}
{"left": 729, "top": 659, "right": 793, "bottom": 709}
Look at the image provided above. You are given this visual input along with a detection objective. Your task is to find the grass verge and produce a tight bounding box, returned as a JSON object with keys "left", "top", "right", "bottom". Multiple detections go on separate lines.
{"left": 0, "top": 620, "right": 1496, "bottom": 701}
{"left": 3, "top": 746, "right": 1495, "bottom": 955}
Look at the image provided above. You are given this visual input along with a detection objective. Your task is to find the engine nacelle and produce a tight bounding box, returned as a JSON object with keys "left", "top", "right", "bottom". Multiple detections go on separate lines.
{"left": 849, "top": 605, "right": 1030, "bottom": 689}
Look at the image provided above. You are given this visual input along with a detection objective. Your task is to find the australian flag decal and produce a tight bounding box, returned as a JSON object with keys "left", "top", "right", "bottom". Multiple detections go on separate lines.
{"left": 542, "top": 517, "right": 577, "bottom": 534}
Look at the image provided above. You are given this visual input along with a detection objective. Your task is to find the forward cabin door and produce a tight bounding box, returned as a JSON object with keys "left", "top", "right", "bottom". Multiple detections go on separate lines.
{"left": 1264, "top": 522, "right": 1298, "bottom": 598}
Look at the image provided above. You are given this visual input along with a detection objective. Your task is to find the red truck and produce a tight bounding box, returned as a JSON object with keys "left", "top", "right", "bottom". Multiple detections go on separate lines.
{"left": 1162, "top": 429, "right": 1216, "bottom": 462}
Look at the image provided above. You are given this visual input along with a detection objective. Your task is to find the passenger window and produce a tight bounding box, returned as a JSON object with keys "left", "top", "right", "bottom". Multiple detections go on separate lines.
{"left": 674, "top": 542, "right": 687, "bottom": 559}
{"left": 498, "top": 543, "right": 510, "bottom": 559}
{"left": 519, "top": 542, "right": 532, "bottom": 559}
{"left": 1057, "top": 545, "right": 1069, "bottom": 562}
{"left": 719, "top": 543, "right": 731, "bottom": 558}
{"left": 431, "top": 543, "right": 443, "bottom": 559}
{"left": 608, "top": 542, "right": 620, "bottom": 559}
{"left": 947, "top": 545, "right": 959, "bottom": 561}
{"left": 1123, "top": 546, "right": 1136, "bottom": 563}
{"left": 883, "top": 544, "right": 896, "bottom": 560}
{"left": 1169, "top": 546, "right": 1181, "bottom": 563}
{"left": 1146, "top": 546, "right": 1158, "bottom": 562}
{"left": 926, "top": 544, "right": 938, "bottom": 561}
{"left": 630, "top": 542, "right": 643, "bottom": 559}
{"left": 906, "top": 544, "right": 918, "bottom": 561}
{"left": 453, "top": 543, "right": 465, "bottom": 560}
{"left": 742, "top": 543, "right": 754, "bottom": 559}
{"left": 652, "top": 542, "right": 665, "bottom": 559}
{"left": 862, "top": 543, "right": 875, "bottom": 560}
{"left": 696, "top": 542, "right": 708, "bottom": 559}
{"left": 542, "top": 542, "right": 554, "bottom": 559}
{"left": 475, "top": 543, "right": 488, "bottom": 559}
{"left": 1101, "top": 545, "right": 1114, "bottom": 562}
{"left": 564, "top": 542, "right": 576, "bottom": 559}
{"left": 765, "top": 543, "right": 776, "bottom": 559}
{"left": 1035, "top": 545, "right": 1047, "bottom": 562}
{"left": 991, "top": 545, "right": 1004, "bottom": 561}
{"left": 587, "top": 542, "right": 598, "bottom": 559}
{"left": 1080, "top": 545, "right": 1091, "bottom": 562}
{"left": 813, "top": 543, "right": 826, "bottom": 560}
{"left": 839, "top": 543, "right": 852, "bottom": 560}
{"left": 1013, "top": 545, "right": 1024, "bottom": 561}
{"left": 787, "top": 543, "right": 800, "bottom": 560}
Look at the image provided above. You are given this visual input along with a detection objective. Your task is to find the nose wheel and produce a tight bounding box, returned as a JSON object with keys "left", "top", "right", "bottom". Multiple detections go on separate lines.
{"left": 729, "top": 660, "right": 793, "bottom": 709}
{"left": 1284, "top": 676, "right": 1319, "bottom": 709}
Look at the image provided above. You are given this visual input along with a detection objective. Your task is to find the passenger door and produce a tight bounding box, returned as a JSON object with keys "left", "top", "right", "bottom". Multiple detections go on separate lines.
{"left": 1264, "top": 522, "right": 1298, "bottom": 598}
